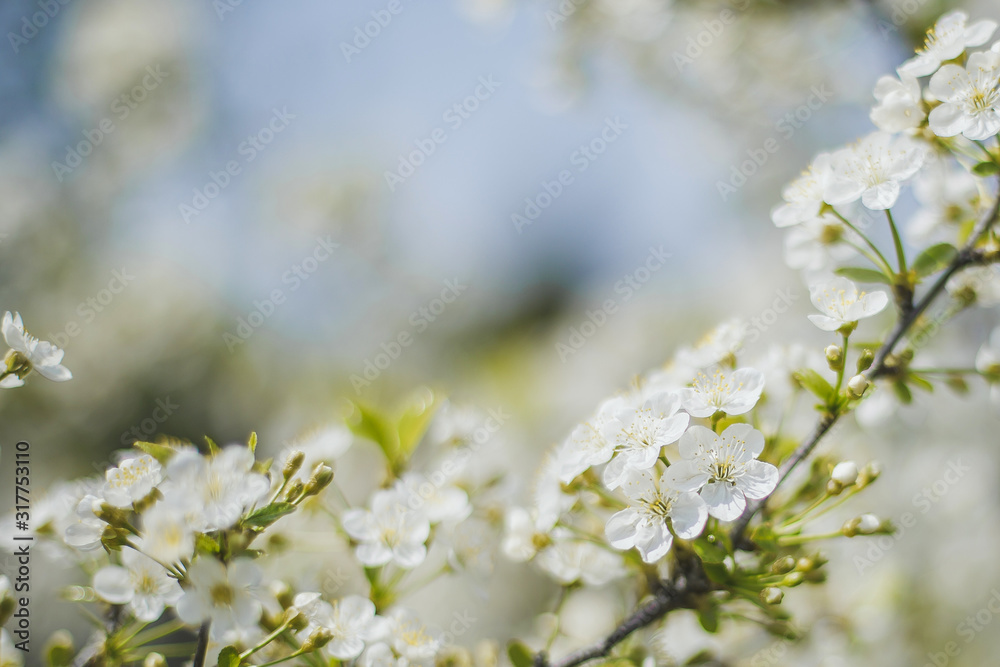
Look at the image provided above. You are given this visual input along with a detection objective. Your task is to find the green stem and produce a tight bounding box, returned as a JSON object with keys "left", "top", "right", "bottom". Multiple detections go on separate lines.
{"left": 885, "top": 209, "right": 907, "bottom": 275}
{"left": 776, "top": 530, "right": 842, "bottom": 546}
{"left": 256, "top": 649, "right": 309, "bottom": 667}
{"left": 830, "top": 208, "right": 893, "bottom": 274}
{"left": 908, "top": 367, "right": 982, "bottom": 375}
{"left": 241, "top": 617, "right": 295, "bottom": 660}
{"left": 833, "top": 333, "right": 849, "bottom": 394}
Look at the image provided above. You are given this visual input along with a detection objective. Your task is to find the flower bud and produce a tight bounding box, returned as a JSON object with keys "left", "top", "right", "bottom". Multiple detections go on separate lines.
{"left": 857, "top": 461, "right": 882, "bottom": 487}
{"left": 44, "top": 630, "right": 74, "bottom": 667}
{"left": 301, "top": 627, "right": 333, "bottom": 653}
{"left": 856, "top": 349, "right": 875, "bottom": 373}
{"left": 770, "top": 556, "right": 796, "bottom": 575}
{"left": 825, "top": 345, "right": 844, "bottom": 371}
{"left": 783, "top": 571, "right": 805, "bottom": 587}
{"left": 760, "top": 587, "right": 784, "bottom": 605}
{"left": 303, "top": 464, "right": 335, "bottom": 497}
{"left": 4, "top": 349, "right": 32, "bottom": 378}
{"left": 831, "top": 461, "right": 859, "bottom": 486}
{"left": 856, "top": 513, "right": 881, "bottom": 534}
{"left": 143, "top": 653, "right": 168, "bottom": 667}
{"left": 283, "top": 450, "right": 305, "bottom": 481}
{"left": 847, "top": 374, "right": 869, "bottom": 398}
{"left": 270, "top": 580, "right": 293, "bottom": 609}
{"left": 283, "top": 479, "right": 305, "bottom": 502}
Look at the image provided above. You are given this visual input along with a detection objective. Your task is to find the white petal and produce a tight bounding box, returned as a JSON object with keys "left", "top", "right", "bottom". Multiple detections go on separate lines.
{"left": 356, "top": 542, "right": 393, "bottom": 567}
{"left": 861, "top": 181, "right": 900, "bottom": 210}
{"left": 807, "top": 314, "right": 844, "bottom": 332}
{"left": 93, "top": 566, "right": 133, "bottom": 604}
{"left": 700, "top": 482, "right": 747, "bottom": 521}
{"left": 738, "top": 460, "right": 779, "bottom": 500}
{"left": 669, "top": 492, "right": 708, "bottom": 539}
{"left": 605, "top": 509, "right": 638, "bottom": 550}
{"left": 392, "top": 542, "right": 427, "bottom": 569}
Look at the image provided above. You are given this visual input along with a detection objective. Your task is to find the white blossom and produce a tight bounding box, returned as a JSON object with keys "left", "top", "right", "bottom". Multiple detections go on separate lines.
{"left": 807, "top": 277, "right": 889, "bottom": 332}
{"left": 139, "top": 503, "right": 195, "bottom": 565}
{"left": 175, "top": 558, "right": 262, "bottom": 642}
{"left": 555, "top": 396, "right": 628, "bottom": 484}
{"left": 342, "top": 488, "right": 430, "bottom": 569}
{"left": 293, "top": 593, "right": 383, "bottom": 660}
{"left": 601, "top": 391, "right": 690, "bottom": 489}
{"left": 501, "top": 506, "right": 555, "bottom": 562}
{"left": 771, "top": 153, "right": 834, "bottom": 228}
{"left": 782, "top": 214, "right": 857, "bottom": 274}
{"left": 946, "top": 265, "right": 1000, "bottom": 305}
{"left": 1, "top": 311, "right": 72, "bottom": 388}
{"left": 831, "top": 461, "right": 859, "bottom": 486}
{"left": 394, "top": 471, "right": 471, "bottom": 524}
{"left": 63, "top": 495, "right": 106, "bottom": 552}
{"left": 870, "top": 74, "right": 926, "bottom": 132}
{"left": 927, "top": 50, "right": 1000, "bottom": 141}
{"left": 824, "top": 132, "right": 926, "bottom": 210}
{"left": 384, "top": 608, "right": 440, "bottom": 663}
{"left": 92, "top": 546, "right": 182, "bottom": 622}
{"left": 898, "top": 11, "right": 997, "bottom": 78}
{"left": 605, "top": 468, "right": 707, "bottom": 563}
{"left": 907, "top": 157, "right": 983, "bottom": 242}
{"left": 670, "top": 424, "right": 778, "bottom": 521}
{"left": 102, "top": 454, "right": 162, "bottom": 508}
{"left": 536, "top": 534, "right": 626, "bottom": 586}
{"left": 159, "top": 446, "right": 270, "bottom": 533}
{"left": 681, "top": 367, "right": 764, "bottom": 418}
{"left": 1, "top": 629, "right": 23, "bottom": 667}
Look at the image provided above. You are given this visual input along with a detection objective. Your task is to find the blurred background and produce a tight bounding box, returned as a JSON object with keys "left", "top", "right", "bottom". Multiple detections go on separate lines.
{"left": 2, "top": 0, "right": 1000, "bottom": 665}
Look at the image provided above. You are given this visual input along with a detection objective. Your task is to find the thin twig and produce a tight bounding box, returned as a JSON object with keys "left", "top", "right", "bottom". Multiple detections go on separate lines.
{"left": 193, "top": 622, "right": 211, "bottom": 667}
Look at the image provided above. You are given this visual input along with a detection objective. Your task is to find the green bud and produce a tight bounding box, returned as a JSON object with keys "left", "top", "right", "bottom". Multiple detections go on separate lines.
{"left": 283, "top": 479, "right": 305, "bottom": 502}
{"left": 795, "top": 557, "right": 815, "bottom": 573}
{"left": 45, "top": 630, "right": 75, "bottom": 667}
{"left": 301, "top": 627, "right": 333, "bottom": 653}
{"left": 783, "top": 572, "right": 805, "bottom": 587}
{"left": 857, "top": 461, "right": 882, "bottom": 488}
{"left": 271, "top": 580, "right": 293, "bottom": 609}
{"left": 303, "top": 464, "right": 335, "bottom": 497}
{"left": 4, "top": 349, "right": 33, "bottom": 378}
{"left": 436, "top": 646, "right": 474, "bottom": 667}
{"left": 825, "top": 345, "right": 844, "bottom": 371}
{"left": 856, "top": 349, "right": 875, "bottom": 373}
{"left": 143, "top": 653, "right": 167, "bottom": 667}
{"left": 847, "top": 374, "right": 869, "bottom": 398}
{"left": 770, "top": 556, "right": 796, "bottom": 575}
{"left": 826, "top": 479, "right": 845, "bottom": 496}
{"left": 283, "top": 451, "right": 305, "bottom": 481}
{"left": 760, "top": 587, "right": 784, "bottom": 605}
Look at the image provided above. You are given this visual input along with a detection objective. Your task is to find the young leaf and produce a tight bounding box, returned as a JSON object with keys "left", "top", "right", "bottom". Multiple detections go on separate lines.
{"left": 835, "top": 267, "right": 892, "bottom": 285}
{"left": 248, "top": 431, "right": 258, "bottom": 454}
{"left": 972, "top": 161, "right": 1000, "bottom": 176}
{"left": 508, "top": 641, "right": 534, "bottom": 667}
{"left": 912, "top": 243, "right": 957, "bottom": 278}
{"left": 396, "top": 390, "right": 438, "bottom": 460}
{"left": 348, "top": 402, "right": 400, "bottom": 462}
{"left": 217, "top": 646, "right": 242, "bottom": 667}
{"left": 793, "top": 369, "right": 835, "bottom": 404}
{"left": 243, "top": 502, "right": 296, "bottom": 529}
{"left": 133, "top": 440, "right": 177, "bottom": 465}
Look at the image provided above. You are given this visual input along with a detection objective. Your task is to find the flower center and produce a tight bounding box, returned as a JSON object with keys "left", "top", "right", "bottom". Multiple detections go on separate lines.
{"left": 4, "top": 349, "right": 33, "bottom": 379}
{"left": 209, "top": 582, "right": 235, "bottom": 607}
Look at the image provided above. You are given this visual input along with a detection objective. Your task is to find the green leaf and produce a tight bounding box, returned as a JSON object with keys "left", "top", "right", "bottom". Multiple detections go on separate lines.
{"left": 892, "top": 380, "right": 913, "bottom": 405}
{"left": 243, "top": 502, "right": 296, "bottom": 529}
{"left": 912, "top": 243, "right": 958, "bottom": 278}
{"left": 195, "top": 533, "right": 220, "bottom": 555}
{"left": 507, "top": 641, "right": 534, "bottom": 667}
{"left": 396, "top": 390, "right": 438, "bottom": 459}
{"left": 132, "top": 440, "right": 177, "bottom": 465}
{"left": 908, "top": 374, "right": 934, "bottom": 393}
{"left": 692, "top": 532, "right": 729, "bottom": 564}
{"left": 348, "top": 402, "right": 400, "bottom": 462}
{"left": 217, "top": 646, "right": 242, "bottom": 667}
{"left": 835, "top": 267, "right": 892, "bottom": 285}
{"left": 972, "top": 161, "right": 1000, "bottom": 176}
{"left": 248, "top": 431, "right": 258, "bottom": 454}
{"left": 696, "top": 605, "right": 719, "bottom": 633}
{"left": 204, "top": 435, "right": 220, "bottom": 456}
{"left": 793, "top": 369, "right": 835, "bottom": 404}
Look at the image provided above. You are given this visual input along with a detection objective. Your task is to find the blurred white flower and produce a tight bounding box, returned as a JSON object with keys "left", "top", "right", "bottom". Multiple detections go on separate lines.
{"left": 927, "top": 50, "right": 1000, "bottom": 141}
{"left": 772, "top": 153, "right": 834, "bottom": 228}
{"left": 807, "top": 277, "right": 889, "bottom": 332}
{"left": 342, "top": 489, "right": 430, "bottom": 569}
{"left": 139, "top": 503, "right": 194, "bottom": 565}
{"left": 602, "top": 391, "right": 690, "bottom": 489}
{"left": 783, "top": 214, "right": 857, "bottom": 275}
{"left": 175, "top": 558, "right": 262, "bottom": 642}
{"left": 946, "top": 265, "right": 1000, "bottom": 305}
{"left": 501, "top": 506, "right": 555, "bottom": 562}
{"left": 102, "top": 454, "right": 162, "bottom": 508}
{"left": 359, "top": 643, "right": 404, "bottom": 667}
{"left": 285, "top": 425, "right": 353, "bottom": 482}
{"left": 670, "top": 424, "right": 778, "bottom": 521}
{"left": 672, "top": 318, "right": 747, "bottom": 369}
{"left": 1, "top": 629, "right": 23, "bottom": 667}
{"left": 536, "top": 534, "right": 626, "bottom": 586}
{"left": 681, "top": 368, "right": 764, "bottom": 418}
{"left": 385, "top": 608, "right": 440, "bottom": 662}
{"left": 825, "top": 132, "right": 926, "bottom": 210}
{"left": 160, "top": 447, "right": 270, "bottom": 532}
{"left": 870, "top": 74, "right": 926, "bottom": 132}
{"left": 831, "top": 461, "right": 859, "bottom": 486}
{"left": 555, "top": 396, "right": 627, "bottom": 484}
{"left": 394, "top": 472, "right": 470, "bottom": 524}
{"left": 92, "top": 547, "right": 182, "bottom": 622}
{"left": 898, "top": 11, "right": 997, "bottom": 78}
{"left": 1, "top": 311, "right": 72, "bottom": 388}
{"left": 907, "top": 157, "right": 983, "bottom": 242}
{"left": 63, "top": 495, "right": 106, "bottom": 551}
{"left": 605, "top": 468, "right": 707, "bottom": 563}
{"left": 293, "top": 592, "right": 383, "bottom": 660}
{"left": 976, "top": 326, "right": 1000, "bottom": 409}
